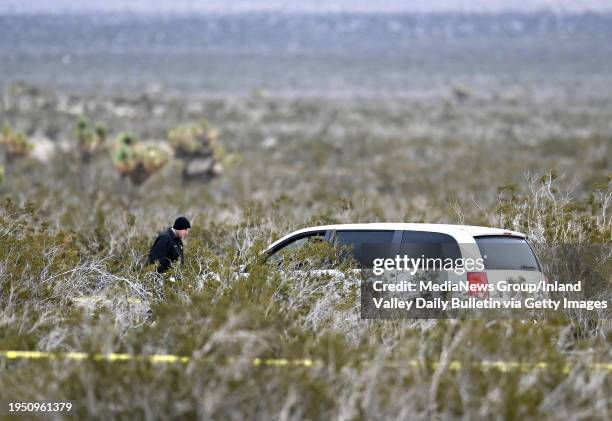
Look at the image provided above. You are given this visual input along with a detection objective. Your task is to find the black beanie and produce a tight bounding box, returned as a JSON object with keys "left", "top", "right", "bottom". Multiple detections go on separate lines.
{"left": 173, "top": 216, "right": 191, "bottom": 230}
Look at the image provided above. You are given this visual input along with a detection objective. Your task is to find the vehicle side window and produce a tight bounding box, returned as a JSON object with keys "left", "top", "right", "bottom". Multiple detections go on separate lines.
{"left": 333, "top": 230, "right": 395, "bottom": 267}
{"left": 400, "top": 231, "right": 461, "bottom": 260}
{"left": 268, "top": 231, "right": 326, "bottom": 263}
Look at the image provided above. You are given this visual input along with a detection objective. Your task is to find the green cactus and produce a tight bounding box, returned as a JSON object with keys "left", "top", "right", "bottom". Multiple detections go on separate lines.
{"left": 0, "top": 165, "right": 4, "bottom": 185}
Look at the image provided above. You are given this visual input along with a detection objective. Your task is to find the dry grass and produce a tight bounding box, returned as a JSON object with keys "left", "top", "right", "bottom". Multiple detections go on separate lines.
{"left": 0, "top": 84, "right": 610, "bottom": 419}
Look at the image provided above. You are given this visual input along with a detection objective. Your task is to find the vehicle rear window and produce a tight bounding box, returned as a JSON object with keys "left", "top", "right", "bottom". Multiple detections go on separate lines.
{"left": 334, "top": 230, "right": 394, "bottom": 267}
{"left": 474, "top": 236, "right": 540, "bottom": 271}
{"left": 400, "top": 231, "right": 461, "bottom": 260}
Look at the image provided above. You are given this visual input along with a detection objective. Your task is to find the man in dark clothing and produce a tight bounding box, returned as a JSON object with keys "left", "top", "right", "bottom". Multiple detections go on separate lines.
{"left": 148, "top": 216, "right": 191, "bottom": 273}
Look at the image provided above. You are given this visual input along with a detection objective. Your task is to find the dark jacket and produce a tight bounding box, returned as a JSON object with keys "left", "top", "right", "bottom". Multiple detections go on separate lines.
{"left": 147, "top": 227, "right": 184, "bottom": 273}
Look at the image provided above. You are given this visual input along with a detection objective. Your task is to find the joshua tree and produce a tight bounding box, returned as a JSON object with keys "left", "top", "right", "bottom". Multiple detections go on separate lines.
{"left": 167, "top": 120, "right": 222, "bottom": 182}
{"left": 1, "top": 124, "right": 33, "bottom": 161}
{"left": 113, "top": 133, "right": 169, "bottom": 186}
{"left": 75, "top": 117, "right": 107, "bottom": 163}
{"left": 73, "top": 118, "right": 108, "bottom": 190}
{"left": 452, "top": 84, "right": 472, "bottom": 102}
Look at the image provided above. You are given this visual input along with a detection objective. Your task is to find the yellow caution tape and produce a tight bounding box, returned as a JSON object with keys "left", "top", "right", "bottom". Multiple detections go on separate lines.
{"left": 1, "top": 350, "right": 610, "bottom": 372}
{"left": 0, "top": 351, "right": 318, "bottom": 367}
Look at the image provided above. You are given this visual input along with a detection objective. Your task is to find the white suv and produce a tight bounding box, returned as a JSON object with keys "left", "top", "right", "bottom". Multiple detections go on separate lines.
{"left": 265, "top": 223, "right": 546, "bottom": 298}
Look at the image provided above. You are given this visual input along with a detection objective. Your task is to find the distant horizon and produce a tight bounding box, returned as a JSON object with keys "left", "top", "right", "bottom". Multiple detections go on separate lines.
{"left": 2, "top": 0, "right": 612, "bottom": 15}
{"left": 2, "top": 9, "right": 612, "bottom": 18}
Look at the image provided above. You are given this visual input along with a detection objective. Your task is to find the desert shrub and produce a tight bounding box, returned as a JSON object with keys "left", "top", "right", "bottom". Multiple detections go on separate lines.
{"left": 493, "top": 173, "right": 612, "bottom": 339}
{"left": 494, "top": 171, "right": 612, "bottom": 245}
{"left": 0, "top": 190, "right": 611, "bottom": 419}
{"left": 0, "top": 124, "right": 33, "bottom": 160}
{"left": 0, "top": 83, "right": 610, "bottom": 418}
{"left": 0, "top": 199, "right": 80, "bottom": 308}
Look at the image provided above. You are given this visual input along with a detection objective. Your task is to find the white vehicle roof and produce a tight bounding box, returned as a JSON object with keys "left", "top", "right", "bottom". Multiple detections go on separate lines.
{"left": 266, "top": 223, "right": 526, "bottom": 252}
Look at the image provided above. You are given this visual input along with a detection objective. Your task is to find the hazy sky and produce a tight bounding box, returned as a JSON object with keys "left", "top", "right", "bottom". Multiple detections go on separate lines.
{"left": 1, "top": 0, "right": 611, "bottom": 14}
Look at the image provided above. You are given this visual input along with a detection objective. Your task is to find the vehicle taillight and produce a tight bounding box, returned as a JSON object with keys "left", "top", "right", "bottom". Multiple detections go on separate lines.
{"left": 467, "top": 272, "right": 489, "bottom": 299}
